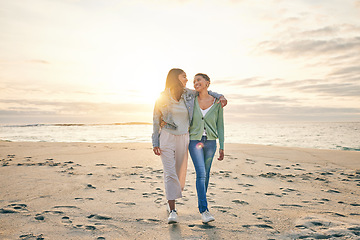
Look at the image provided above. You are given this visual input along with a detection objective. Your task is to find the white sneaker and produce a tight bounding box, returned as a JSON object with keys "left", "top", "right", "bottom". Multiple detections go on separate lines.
{"left": 168, "top": 210, "right": 178, "bottom": 224}
{"left": 201, "top": 210, "right": 215, "bottom": 224}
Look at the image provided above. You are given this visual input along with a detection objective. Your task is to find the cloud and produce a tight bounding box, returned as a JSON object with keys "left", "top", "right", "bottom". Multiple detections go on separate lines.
{"left": 254, "top": 20, "right": 360, "bottom": 63}
{"left": 0, "top": 110, "right": 56, "bottom": 116}
{"left": 0, "top": 99, "right": 153, "bottom": 115}
{"left": 294, "top": 82, "right": 360, "bottom": 97}
{"left": 215, "top": 77, "right": 259, "bottom": 86}
{"left": 257, "top": 37, "right": 360, "bottom": 57}
{"left": 215, "top": 77, "right": 284, "bottom": 88}
{"left": 227, "top": 93, "right": 301, "bottom": 103}
{"left": 300, "top": 26, "right": 339, "bottom": 37}
{"left": 216, "top": 75, "right": 360, "bottom": 103}
{"left": 329, "top": 66, "right": 360, "bottom": 77}
{"left": 0, "top": 59, "right": 50, "bottom": 64}
{"left": 230, "top": 103, "right": 360, "bottom": 114}
{"left": 227, "top": 103, "right": 360, "bottom": 121}
{"left": 355, "top": 0, "right": 360, "bottom": 9}
{"left": 26, "top": 59, "right": 50, "bottom": 64}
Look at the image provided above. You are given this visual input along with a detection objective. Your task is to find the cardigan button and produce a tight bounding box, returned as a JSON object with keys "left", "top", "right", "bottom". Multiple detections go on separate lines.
{"left": 202, "top": 117, "right": 204, "bottom": 120}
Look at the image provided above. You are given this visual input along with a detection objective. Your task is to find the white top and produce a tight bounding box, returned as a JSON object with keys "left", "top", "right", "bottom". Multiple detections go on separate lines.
{"left": 200, "top": 101, "right": 214, "bottom": 136}
{"left": 163, "top": 97, "right": 189, "bottom": 135}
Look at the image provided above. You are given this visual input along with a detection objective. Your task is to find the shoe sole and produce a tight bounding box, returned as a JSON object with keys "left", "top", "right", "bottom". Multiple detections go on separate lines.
{"left": 168, "top": 220, "right": 178, "bottom": 224}
{"left": 202, "top": 219, "right": 215, "bottom": 224}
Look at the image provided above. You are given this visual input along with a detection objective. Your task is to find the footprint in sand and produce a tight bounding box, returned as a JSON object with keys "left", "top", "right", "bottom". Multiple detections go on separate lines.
{"left": 42, "top": 210, "right": 64, "bottom": 215}
{"left": 280, "top": 188, "right": 297, "bottom": 193}
{"left": 132, "top": 166, "right": 143, "bottom": 169}
{"left": 315, "top": 177, "right": 327, "bottom": 182}
{"left": 34, "top": 214, "right": 45, "bottom": 221}
{"left": 264, "top": 192, "right": 283, "bottom": 197}
{"left": 280, "top": 204, "right": 303, "bottom": 208}
{"left": 53, "top": 206, "right": 79, "bottom": 209}
{"left": 19, "top": 233, "right": 44, "bottom": 240}
{"left": 242, "top": 224, "right": 273, "bottom": 229}
{"left": 61, "top": 216, "right": 72, "bottom": 224}
{"left": 326, "top": 189, "right": 341, "bottom": 193}
{"left": 322, "top": 211, "right": 346, "bottom": 217}
{"left": 0, "top": 203, "right": 28, "bottom": 213}
{"left": 232, "top": 200, "right": 249, "bottom": 205}
{"left": 116, "top": 202, "right": 136, "bottom": 206}
{"left": 85, "top": 225, "right": 96, "bottom": 230}
{"left": 87, "top": 214, "right": 112, "bottom": 220}
{"left": 238, "top": 183, "right": 254, "bottom": 188}
{"left": 220, "top": 187, "right": 234, "bottom": 193}
{"left": 191, "top": 224, "right": 216, "bottom": 229}
{"left": 288, "top": 216, "right": 360, "bottom": 239}
{"left": 212, "top": 205, "right": 232, "bottom": 213}
{"left": 245, "top": 159, "right": 256, "bottom": 164}
{"left": 154, "top": 197, "right": 162, "bottom": 204}
{"left": 86, "top": 184, "right": 96, "bottom": 189}
{"left": 136, "top": 218, "right": 161, "bottom": 224}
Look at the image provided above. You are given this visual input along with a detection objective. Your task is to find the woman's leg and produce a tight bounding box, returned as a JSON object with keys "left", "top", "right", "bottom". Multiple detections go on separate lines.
{"left": 202, "top": 140, "right": 217, "bottom": 192}
{"left": 189, "top": 138, "right": 208, "bottom": 213}
{"left": 175, "top": 133, "right": 189, "bottom": 191}
{"left": 160, "top": 131, "right": 182, "bottom": 203}
{"left": 168, "top": 200, "right": 175, "bottom": 211}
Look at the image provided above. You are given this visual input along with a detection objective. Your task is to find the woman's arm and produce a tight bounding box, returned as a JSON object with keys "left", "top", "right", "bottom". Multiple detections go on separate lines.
{"left": 185, "top": 88, "right": 227, "bottom": 107}
{"left": 217, "top": 104, "right": 225, "bottom": 160}
{"left": 152, "top": 99, "right": 162, "bottom": 155}
{"left": 208, "top": 91, "right": 227, "bottom": 108}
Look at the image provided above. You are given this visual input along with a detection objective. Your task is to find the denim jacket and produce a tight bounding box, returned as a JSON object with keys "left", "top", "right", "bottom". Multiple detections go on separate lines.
{"left": 152, "top": 88, "right": 222, "bottom": 148}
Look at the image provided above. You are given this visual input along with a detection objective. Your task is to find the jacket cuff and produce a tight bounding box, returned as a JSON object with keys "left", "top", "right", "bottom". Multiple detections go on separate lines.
{"left": 219, "top": 142, "right": 224, "bottom": 150}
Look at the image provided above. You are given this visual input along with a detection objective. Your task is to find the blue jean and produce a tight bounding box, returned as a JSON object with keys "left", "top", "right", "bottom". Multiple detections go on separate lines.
{"left": 189, "top": 136, "right": 217, "bottom": 213}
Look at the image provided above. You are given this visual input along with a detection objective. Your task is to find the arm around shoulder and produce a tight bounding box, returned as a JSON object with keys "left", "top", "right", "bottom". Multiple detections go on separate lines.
{"left": 208, "top": 90, "right": 227, "bottom": 107}
{"left": 208, "top": 90, "right": 222, "bottom": 99}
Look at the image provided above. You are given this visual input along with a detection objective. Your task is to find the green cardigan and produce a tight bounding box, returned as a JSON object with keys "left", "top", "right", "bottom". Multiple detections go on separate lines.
{"left": 189, "top": 96, "right": 224, "bottom": 149}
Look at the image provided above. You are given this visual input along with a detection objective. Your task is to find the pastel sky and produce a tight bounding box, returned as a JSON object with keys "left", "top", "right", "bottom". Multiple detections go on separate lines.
{"left": 1, "top": 0, "right": 360, "bottom": 124}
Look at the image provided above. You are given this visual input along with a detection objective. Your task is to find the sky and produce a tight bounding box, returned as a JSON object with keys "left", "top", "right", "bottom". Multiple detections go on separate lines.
{"left": 1, "top": 0, "right": 360, "bottom": 124}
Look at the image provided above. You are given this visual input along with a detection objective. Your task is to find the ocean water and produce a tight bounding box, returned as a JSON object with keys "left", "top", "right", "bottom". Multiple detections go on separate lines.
{"left": 0, "top": 122, "right": 359, "bottom": 151}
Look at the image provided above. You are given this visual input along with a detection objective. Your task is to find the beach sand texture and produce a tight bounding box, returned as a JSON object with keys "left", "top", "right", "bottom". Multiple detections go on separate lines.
{"left": 1, "top": 142, "right": 359, "bottom": 239}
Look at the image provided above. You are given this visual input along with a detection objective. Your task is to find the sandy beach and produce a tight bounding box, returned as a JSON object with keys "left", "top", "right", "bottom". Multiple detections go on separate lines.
{"left": 0, "top": 142, "right": 359, "bottom": 239}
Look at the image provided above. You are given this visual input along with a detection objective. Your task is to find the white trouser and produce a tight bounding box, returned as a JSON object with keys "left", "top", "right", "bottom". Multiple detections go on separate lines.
{"left": 160, "top": 130, "right": 189, "bottom": 200}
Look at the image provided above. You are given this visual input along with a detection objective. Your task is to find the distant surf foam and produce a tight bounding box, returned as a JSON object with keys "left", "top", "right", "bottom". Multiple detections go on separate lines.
{"left": 1, "top": 122, "right": 359, "bottom": 151}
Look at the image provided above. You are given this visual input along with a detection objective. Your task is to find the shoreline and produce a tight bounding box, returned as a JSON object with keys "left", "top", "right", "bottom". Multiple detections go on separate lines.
{"left": 1, "top": 139, "right": 359, "bottom": 152}
{"left": 1, "top": 142, "right": 359, "bottom": 239}
{"left": 2, "top": 122, "right": 359, "bottom": 152}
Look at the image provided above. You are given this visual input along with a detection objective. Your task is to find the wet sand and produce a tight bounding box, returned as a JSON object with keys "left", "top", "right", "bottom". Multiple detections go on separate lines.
{"left": 0, "top": 142, "right": 359, "bottom": 239}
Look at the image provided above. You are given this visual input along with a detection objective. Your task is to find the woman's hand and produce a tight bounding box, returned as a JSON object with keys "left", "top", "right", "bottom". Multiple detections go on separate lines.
{"left": 217, "top": 96, "right": 227, "bottom": 108}
{"left": 218, "top": 149, "right": 224, "bottom": 161}
{"left": 153, "top": 147, "right": 161, "bottom": 156}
